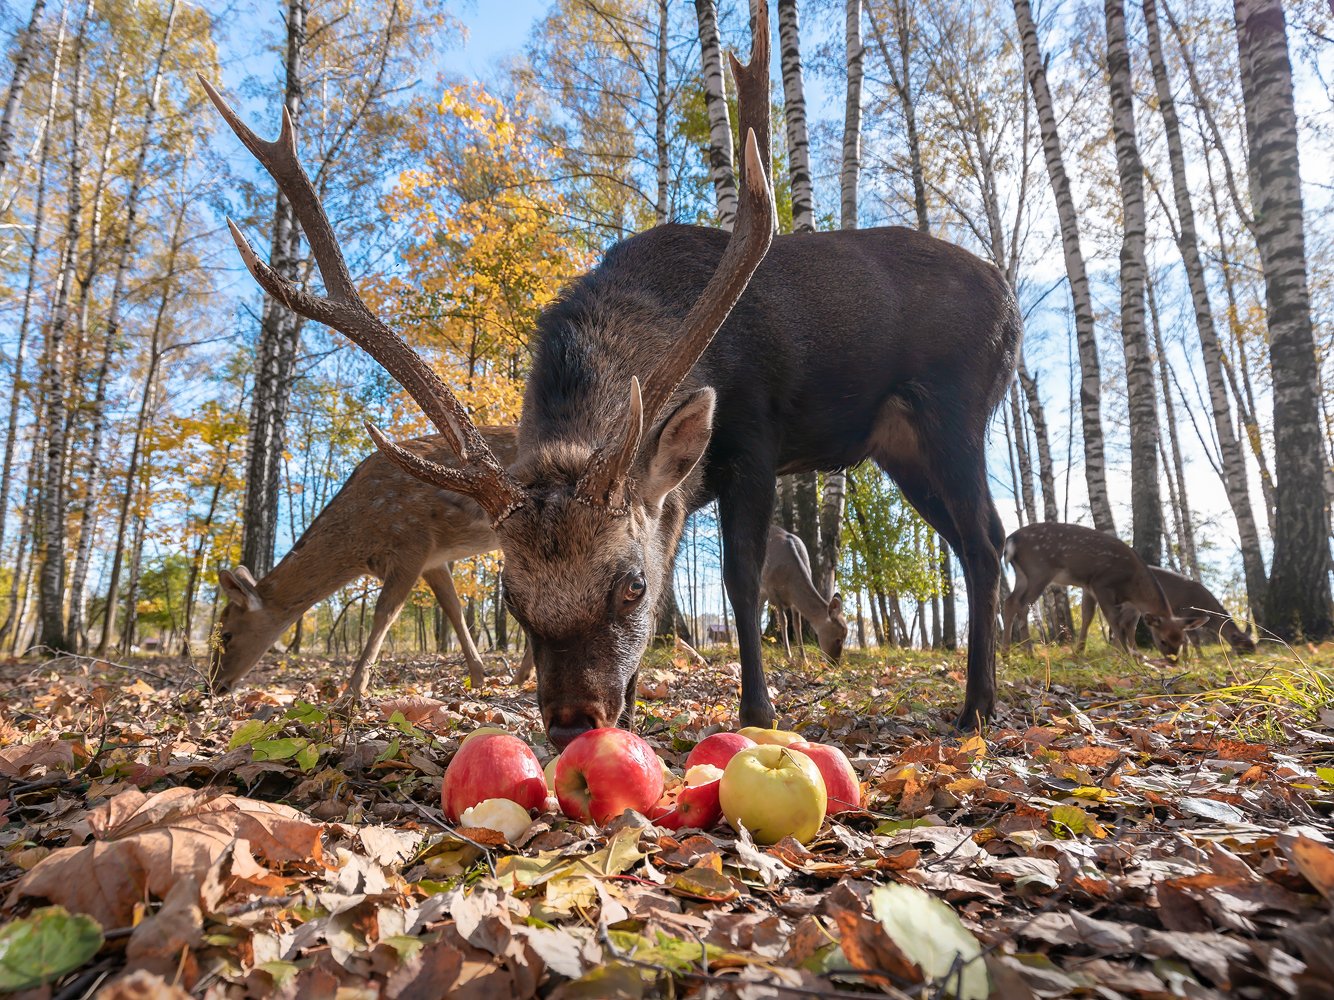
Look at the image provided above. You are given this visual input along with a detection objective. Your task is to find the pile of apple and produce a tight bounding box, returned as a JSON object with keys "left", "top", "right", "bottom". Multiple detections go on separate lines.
{"left": 441, "top": 725, "right": 861, "bottom": 846}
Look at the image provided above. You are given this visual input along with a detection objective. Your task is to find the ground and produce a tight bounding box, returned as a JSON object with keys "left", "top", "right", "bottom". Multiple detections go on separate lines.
{"left": 0, "top": 637, "right": 1331, "bottom": 999}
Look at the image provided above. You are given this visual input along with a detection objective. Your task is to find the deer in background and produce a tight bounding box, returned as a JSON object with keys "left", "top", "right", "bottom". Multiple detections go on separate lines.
{"left": 210, "top": 428, "right": 531, "bottom": 695}
{"left": 761, "top": 525, "right": 847, "bottom": 663}
{"left": 1002, "top": 522, "right": 1207, "bottom": 658}
{"left": 205, "top": 0, "right": 1018, "bottom": 743}
{"left": 1089, "top": 567, "right": 1256, "bottom": 656}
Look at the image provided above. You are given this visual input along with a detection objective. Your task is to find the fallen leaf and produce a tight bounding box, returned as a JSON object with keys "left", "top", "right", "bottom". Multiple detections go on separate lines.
{"left": 0, "top": 905, "right": 103, "bottom": 991}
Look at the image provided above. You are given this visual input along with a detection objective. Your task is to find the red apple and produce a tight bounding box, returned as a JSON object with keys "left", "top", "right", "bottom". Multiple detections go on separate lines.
{"left": 685, "top": 732, "right": 756, "bottom": 772}
{"left": 554, "top": 728, "right": 665, "bottom": 825}
{"left": 790, "top": 741, "right": 861, "bottom": 814}
{"left": 441, "top": 733, "right": 546, "bottom": 822}
{"left": 654, "top": 764, "right": 724, "bottom": 830}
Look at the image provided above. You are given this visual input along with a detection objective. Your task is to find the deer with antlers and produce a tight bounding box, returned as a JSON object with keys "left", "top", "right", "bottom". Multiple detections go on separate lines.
{"left": 203, "top": 1, "right": 1018, "bottom": 743}
{"left": 209, "top": 429, "right": 530, "bottom": 695}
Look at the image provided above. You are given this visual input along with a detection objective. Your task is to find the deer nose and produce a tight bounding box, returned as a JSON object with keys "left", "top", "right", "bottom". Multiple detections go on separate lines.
{"left": 547, "top": 706, "right": 599, "bottom": 750}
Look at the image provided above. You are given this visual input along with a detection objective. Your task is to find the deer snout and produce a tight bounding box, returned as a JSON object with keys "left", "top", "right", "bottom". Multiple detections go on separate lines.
{"left": 547, "top": 704, "right": 603, "bottom": 750}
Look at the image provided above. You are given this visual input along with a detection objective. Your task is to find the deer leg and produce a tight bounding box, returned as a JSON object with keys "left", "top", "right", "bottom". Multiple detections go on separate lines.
{"left": 513, "top": 643, "right": 535, "bottom": 685}
{"left": 796, "top": 611, "right": 808, "bottom": 664}
{"left": 718, "top": 469, "right": 778, "bottom": 729}
{"left": 1076, "top": 589, "right": 1097, "bottom": 653}
{"left": 876, "top": 441, "right": 1002, "bottom": 730}
{"left": 423, "top": 566, "right": 484, "bottom": 688}
{"left": 346, "top": 572, "right": 417, "bottom": 698}
{"left": 773, "top": 603, "right": 793, "bottom": 662}
{"left": 1000, "top": 563, "right": 1041, "bottom": 654}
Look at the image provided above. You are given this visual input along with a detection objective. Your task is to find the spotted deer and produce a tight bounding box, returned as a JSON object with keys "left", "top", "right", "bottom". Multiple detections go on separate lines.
{"left": 210, "top": 428, "right": 531, "bottom": 694}
{"left": 1089, "top": 567, "right": 1256, "bottom": 656}
{"left": 761, "top": 525, "right": 847, "bottom": 663}
{"left": 204, "top": 1, "right": 1018, "bottom": 743}
{"left": 1002, "top": 522, "right": 1207, "bottom": 658}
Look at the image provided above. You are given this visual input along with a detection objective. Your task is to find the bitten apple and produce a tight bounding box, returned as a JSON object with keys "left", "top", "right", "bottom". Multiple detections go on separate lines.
{"left": 654, "top": 764, "right": 723, "bottom": 830}
{"left": 790, "top": 741, "right": 861, "bottom": 814}
{"left": 441, "top": 733, "right": 546, "bottom": 822}
{"left": 736, "top": 726, "right": 805, "bottom": 747}
{"left": 720, "top": 745, "right": 826, "bottom": 844}
{"left": 685, "top": 732, "right": 756, "bottom": 771}
{"left": 555, "top": 728, "right": 665, "bottom": 825}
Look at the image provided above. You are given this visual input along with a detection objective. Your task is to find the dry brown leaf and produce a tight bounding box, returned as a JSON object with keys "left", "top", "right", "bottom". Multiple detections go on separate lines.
{"left": 124, "top": 876, "right": 203, "bottom": 986}
{"left": 1282, "top": 834, "right": 1334, "bottom": 903}
{"left": 9, "top": 787, "right": 325, "bottom": 926}
{"left": 94, "top": 971, "right": 192, "bottom": 1000}
{"left": 0, "top": 738, "right": 75, "bottom": 777}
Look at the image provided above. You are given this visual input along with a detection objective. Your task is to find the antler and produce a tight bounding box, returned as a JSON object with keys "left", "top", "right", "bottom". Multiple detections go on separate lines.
{"left": 199, "top": 75, "right": 527, "bottom": 525}
{"left": 577, "top": 1, "right": 775, "bottom": 510}
{"left": 637, "top": 0, "right": 776, "bottom": 429}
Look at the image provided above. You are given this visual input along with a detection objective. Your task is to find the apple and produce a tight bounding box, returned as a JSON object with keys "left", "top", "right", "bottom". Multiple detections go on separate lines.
{"left": 544, "top": 756, "right": 560, "bottom": 792}
{"left": 441, "top": 733, "right": 547, "bottom": 822}
{"left": 790, "top": 741, "right": 861, "bottom": 814}
{"left": 719, "top": 744, "right": 826, "bottom": 844}
{"left": 736, "top": 726, "right": 805, "bottom": 747}
{"left": 685, "top": 732, "right": 756, "bottom": 771}
{"left": 554, "top": 728, "right": 665, "bottom": 825}
{"left": 654, "top": 764, "right": 724, "bottom": 831}
{"left": 459, "top": 798, "right": 533, "bottom": 842}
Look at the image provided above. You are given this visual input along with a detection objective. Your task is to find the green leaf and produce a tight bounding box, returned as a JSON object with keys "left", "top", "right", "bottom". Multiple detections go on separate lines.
{"left": 1049, "top": 804, "right": 1090, "bottom": 837}
{"left": 251, "top": 737, "right": 310, "bottom": 762}
{"left": 868, "top": 883, "right": 990, "bottom": 1000}
{"left": 1315, "top": 767, "right": 1334, "bottom": 787}
{"left": 0, "top": 906, "right": 103, "bottom": 991}
{"left": 294, "top": 742, "right": 321, "bottom": 772}
{"left": 228, "top": 718, "right": 282, "bottom": 750}
{"left": 285, "top": 701, "right": 328, "bottom": 725}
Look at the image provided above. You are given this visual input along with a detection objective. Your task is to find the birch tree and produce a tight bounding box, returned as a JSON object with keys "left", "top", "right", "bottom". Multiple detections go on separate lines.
{"left": 695, "top": 0, "right": 736, "bottom": 229}
{"left": 1233, "top": 0, "right": 1331, "bottom": 638}
{"left": 1104, "top": 0, "right": 1161, "bottom": 564}
{"left": 1012, "top": 0, "right": 1114, "bottom": 534}
{"left": 0, "top": 0, "right": 47, "bottom": 182}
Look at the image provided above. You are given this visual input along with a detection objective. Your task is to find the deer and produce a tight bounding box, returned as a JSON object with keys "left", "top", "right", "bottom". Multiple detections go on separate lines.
{"left": 202, "top": 0, "right": 1019, "bottom": 746}
{"left": 1001, "top": 522, "right": 1208, "bottom": 658}
{"left": 761, "top": 525, "right": 847, "bottom": 663}
{"left": 1081, "top": 567, "right": 1256, "bottom": 657}
{"left": 210, "top": 428, "right": 533, "bottom": 695}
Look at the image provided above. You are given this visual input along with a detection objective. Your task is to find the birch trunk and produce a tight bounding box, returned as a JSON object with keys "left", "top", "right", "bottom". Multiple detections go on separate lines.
{"left": 1143, "top": 0, "right": 1265, "bottom": 606}
{"left": 694, "top": 0, "right": 736, "bottom": 230}
{"left": 37, "top": 0, "right": 94, "bottom": 652}
{"left": 1105, "top": 0, "right": 1161, "bottom": 565}
{"left": 1012, "top": 0, "right": 1114, "bottom": 534}
{"left": 1009, "top": 383, "right": 1037, "bottom": 523}
{"left": 1233, "top": 0, "right": 1332, "bottom": 638}
{"left": 777, "top": 0, "right": 813, "bottom": 233}
{"left": 0, "top": 4, "right": 67, "bottom": 577}
{"left": 241, "top": 0, "right": 307, "bottom": 578}
{"left": 1147, "top": 279, "right": 1198, "bottom": 575}
{"left": 0, "top": 0, "right": 47, "bottom": 182}
{"left": 654, "top": 0, "right": 669, "bottom": 224}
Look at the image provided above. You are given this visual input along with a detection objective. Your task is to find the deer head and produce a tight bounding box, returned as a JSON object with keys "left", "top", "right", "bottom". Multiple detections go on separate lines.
{"left": 817, "top": 593, "right": 848, "bottom": 662}
{"left": 202, "top": 3, "right": 775, "bottom": 747}
{"left": 210, "top": 567, "right": 287, "bottom": 691}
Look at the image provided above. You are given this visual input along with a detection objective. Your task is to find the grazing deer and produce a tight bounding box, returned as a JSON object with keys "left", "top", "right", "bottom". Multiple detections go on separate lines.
{"left": 210, "top": 429, "right": 532, "bottom": 695}
{"left": 203, "top": 1, "right": 1017, "bottom": 743}
{"left": 1002, "top": 522, "right": 1207, "bottom": 658}
{"left": 761, "top": 525, "right": 847, "bottom": 663}
{"left": 1085, "top": 567, "right": 1255, "bottom": 656}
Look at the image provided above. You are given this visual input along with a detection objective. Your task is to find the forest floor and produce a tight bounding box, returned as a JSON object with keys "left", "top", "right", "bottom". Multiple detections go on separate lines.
{"left": 0, "top": 635, "right": 1331, "bottom": 999}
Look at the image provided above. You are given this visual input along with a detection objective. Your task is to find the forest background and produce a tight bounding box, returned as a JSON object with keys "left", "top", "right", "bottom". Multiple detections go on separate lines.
{"left": 0, "top": 0, "right": 1330, "bottom": 664}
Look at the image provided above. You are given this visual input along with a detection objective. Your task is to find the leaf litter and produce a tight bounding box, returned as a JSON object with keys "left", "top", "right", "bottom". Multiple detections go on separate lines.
{"left": 0, "top": 642, "right": 1329, "bottom": 998}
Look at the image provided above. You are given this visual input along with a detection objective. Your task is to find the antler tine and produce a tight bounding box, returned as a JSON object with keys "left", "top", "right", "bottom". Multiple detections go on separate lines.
{"left": 638, "top": 1, "right": 775, "bottom": 429}
{"left": 577, "top": 376, "right": 644, "bottom": 509}
{"left": 199, "top": 74, "right": 526, "bottom": 521}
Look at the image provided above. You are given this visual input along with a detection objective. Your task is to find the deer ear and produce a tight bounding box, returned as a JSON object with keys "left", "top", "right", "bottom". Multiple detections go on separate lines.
{"left": 220, "top": 568, "right": 262, "bottom": 612}
{"left": 640, "top": 388, "right": 715, "bottom": 507}
{"left": 1142, "top": 613, "right": 1162, "bottom": 629}
{"left": 829, "top": 593, "right": 843, "bottom": 617}
{"left": 1181, "top": 614, "right": 1210, "bottom": 632}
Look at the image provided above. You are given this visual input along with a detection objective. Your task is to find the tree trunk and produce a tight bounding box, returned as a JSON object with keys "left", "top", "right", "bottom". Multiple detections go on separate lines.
{"left": 241, "top": 0, "right": 307, "bottom": 578}
{"left": 0, "top": 0, "right": 47, "bottom": 182}
{"left": 694, "top": 0, "right": 737, "bottom": 230}
{"left": 1143, "top": 0, "right": 1266, "bottom": 607}
{"left": 654, "top": 0, "right": 669, "bottom": 224}
{"left": 0, "top": 3, "right": 67, "bottom": 584}
{"left": 1233, "top": 0, "right": 1332, "bottom": 638}
{"left": 1105, "top": 0, "right": 1161, "bottom": 565}
{"left": 1147, "top": 278, "right": 1198, "bottom": 575}
{"left": 37, "top": 1, "right": 95, "bottom": 652}
{"left": 1012, "top": 0, "right": 1114, "bottom": 534}
{"left": 1009, "top": 382, "right": 1037, "bottom": 523}
{"left": 777, "top": 0, "right": 813, "bottom": 233}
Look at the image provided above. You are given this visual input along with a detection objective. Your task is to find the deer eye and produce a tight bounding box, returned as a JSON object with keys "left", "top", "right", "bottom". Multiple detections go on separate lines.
{"left": 621, "top": 575, "right": 647, "bottom": 608}
{"left": 221, "top": 632, "right": 233, "bottom": 644}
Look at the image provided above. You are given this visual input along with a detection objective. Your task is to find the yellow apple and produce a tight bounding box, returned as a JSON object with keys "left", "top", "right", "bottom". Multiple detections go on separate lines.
{"left": 720, "top": 745, "right": 826, "bottom": 844}
{"left": 544, "top": 756, "right": 560, "bottom": 793}
{"left": 736, "top": 726, "right": 805, "bottom": 746}
{"left": 460, "top": 725, "right": 508, "bottom": 745}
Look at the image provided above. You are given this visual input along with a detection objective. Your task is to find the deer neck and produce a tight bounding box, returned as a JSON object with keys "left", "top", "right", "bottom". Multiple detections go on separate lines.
{"left": 785, "top": 574, "right": 832, "bottom": 630}
{"left": 256, "top": 536, "right": 361, "bottom": 631}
